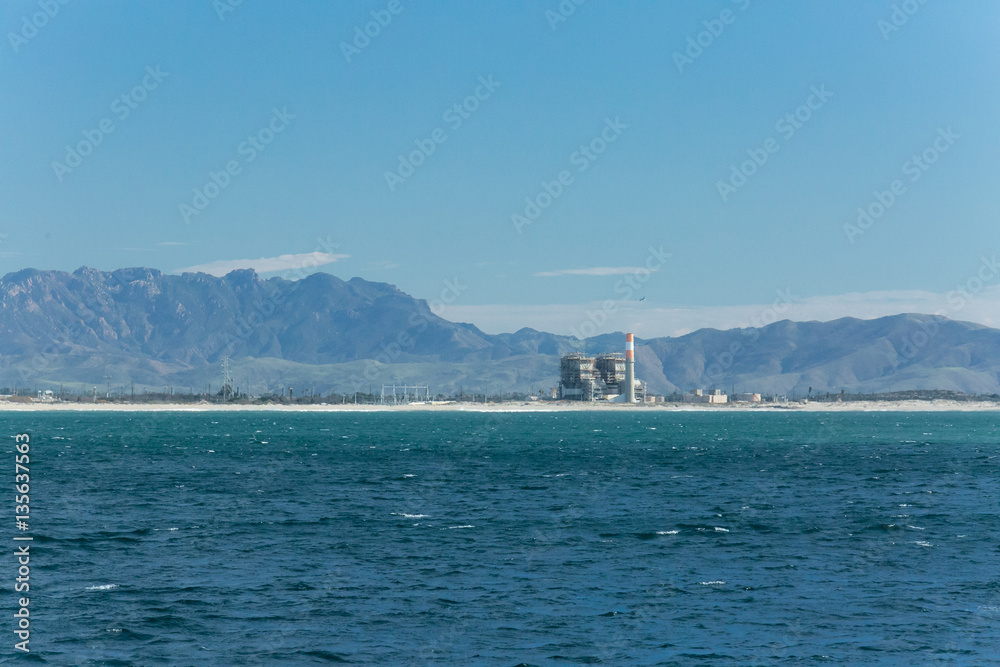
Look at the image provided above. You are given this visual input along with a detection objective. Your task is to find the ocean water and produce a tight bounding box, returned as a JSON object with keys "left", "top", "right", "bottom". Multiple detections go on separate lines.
{"left": 3, "top": 410, "right": 999, "bottom": 665}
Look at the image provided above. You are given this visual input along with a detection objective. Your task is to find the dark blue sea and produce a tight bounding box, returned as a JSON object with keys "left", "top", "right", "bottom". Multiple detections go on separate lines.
{"left": 3, "top": 410, "right": 999, "bottom": 665}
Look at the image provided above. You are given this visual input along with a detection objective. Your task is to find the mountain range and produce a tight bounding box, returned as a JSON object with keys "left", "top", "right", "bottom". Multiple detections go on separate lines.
{"left": 1, "top": 266, "right": 998, "bottom": 397}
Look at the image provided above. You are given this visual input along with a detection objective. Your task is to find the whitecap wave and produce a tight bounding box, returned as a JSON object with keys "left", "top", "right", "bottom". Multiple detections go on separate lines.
{"left": 86, "top": 584, "right": 119, "bottom": 591}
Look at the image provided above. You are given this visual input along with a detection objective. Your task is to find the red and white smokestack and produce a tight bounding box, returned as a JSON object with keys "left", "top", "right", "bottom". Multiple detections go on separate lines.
{"left": 625, "top": 333, "right": 636, "bottom": 403}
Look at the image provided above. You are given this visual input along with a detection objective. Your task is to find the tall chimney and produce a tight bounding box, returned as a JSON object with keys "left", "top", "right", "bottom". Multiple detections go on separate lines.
{"left": 625, "top": 333, "right": 636, "bottom": 403}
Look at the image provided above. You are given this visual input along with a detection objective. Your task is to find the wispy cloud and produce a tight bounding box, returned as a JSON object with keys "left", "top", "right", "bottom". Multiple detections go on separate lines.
{"left": 157, "top": 241, "right": 190, "bottom": 246}
{"left": 176, "top": 252, "right": 349, "bottom": 277}
{"left": 534, "top": 266, "right": 652, "bottom": 277}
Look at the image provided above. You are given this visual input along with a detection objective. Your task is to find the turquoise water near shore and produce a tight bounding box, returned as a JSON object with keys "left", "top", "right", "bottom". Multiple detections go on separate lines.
{"left": 3, "top": 411, "right": 999, "bottom": 664}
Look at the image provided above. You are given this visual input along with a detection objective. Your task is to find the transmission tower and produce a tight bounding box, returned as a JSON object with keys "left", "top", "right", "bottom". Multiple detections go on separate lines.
{"left": 104, "top": 356, "right": 112, "bottom": 398}
{"left": 221, "top": 355, "right": 234, "bottom": 400}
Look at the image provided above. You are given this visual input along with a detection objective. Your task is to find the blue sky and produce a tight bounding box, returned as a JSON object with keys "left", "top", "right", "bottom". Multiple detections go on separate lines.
{"left": 2, "top": 0, "right": 999, "bottom": 336}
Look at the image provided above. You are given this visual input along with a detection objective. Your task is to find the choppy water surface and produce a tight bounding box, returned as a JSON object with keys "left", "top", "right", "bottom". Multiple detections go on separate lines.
{"left": 3, "top": 410, "right": 999, "bottom": 664}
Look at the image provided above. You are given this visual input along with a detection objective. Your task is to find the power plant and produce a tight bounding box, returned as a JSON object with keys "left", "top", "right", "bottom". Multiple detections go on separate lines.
{"left": 558, "top": 333, "right": 645, "bottom": 402}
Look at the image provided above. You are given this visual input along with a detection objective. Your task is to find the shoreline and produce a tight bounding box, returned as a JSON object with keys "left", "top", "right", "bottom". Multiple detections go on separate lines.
{"left": 1, "top": 399, "right": 999, "bottom": 412}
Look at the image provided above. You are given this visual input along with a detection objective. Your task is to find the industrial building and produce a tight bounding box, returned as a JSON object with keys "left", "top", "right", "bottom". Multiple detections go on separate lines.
{"left": 683, "top": 389, "right": 728, "bottom": 404}
{"left": 558, "top": 333, "right": 645, "bottom": 402}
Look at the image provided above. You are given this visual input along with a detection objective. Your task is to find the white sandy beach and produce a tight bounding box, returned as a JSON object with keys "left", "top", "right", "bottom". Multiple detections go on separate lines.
{"left": 1, "top": 399, "right": 998, "bottom": 412}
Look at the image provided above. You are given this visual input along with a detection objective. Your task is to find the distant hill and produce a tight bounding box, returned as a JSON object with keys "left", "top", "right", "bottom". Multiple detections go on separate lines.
{"left": 641, "top": 315, "right": 1000, "bottom": 396}
{"left": 0, "top": 267, "right": 573, "bottom": 394}
{"left": 0, "top": 267, "right": 998, "bottom": 396}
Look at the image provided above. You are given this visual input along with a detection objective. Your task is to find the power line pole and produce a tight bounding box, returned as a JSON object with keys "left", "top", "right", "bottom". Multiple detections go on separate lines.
{"left": 221, "top": 355, "right": 233, "bottom": 401}
{"left": 104, "top": 356, "right": 112, "bottom": 398}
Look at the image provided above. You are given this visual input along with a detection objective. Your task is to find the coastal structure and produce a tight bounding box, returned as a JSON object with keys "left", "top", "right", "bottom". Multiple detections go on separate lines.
{"left": 558, "top": 353, "right": 597, "bottom": 401}
{"left": 684, "top": 389, "right": 728, "bottom": 404}
{"left": 558, "top": 334, "right": 644, "bottom": 402}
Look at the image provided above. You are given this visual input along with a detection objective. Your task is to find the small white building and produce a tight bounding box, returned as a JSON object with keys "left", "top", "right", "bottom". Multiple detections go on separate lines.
{"left": 683, "top": 389, "right": 728, "bottom": 404}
